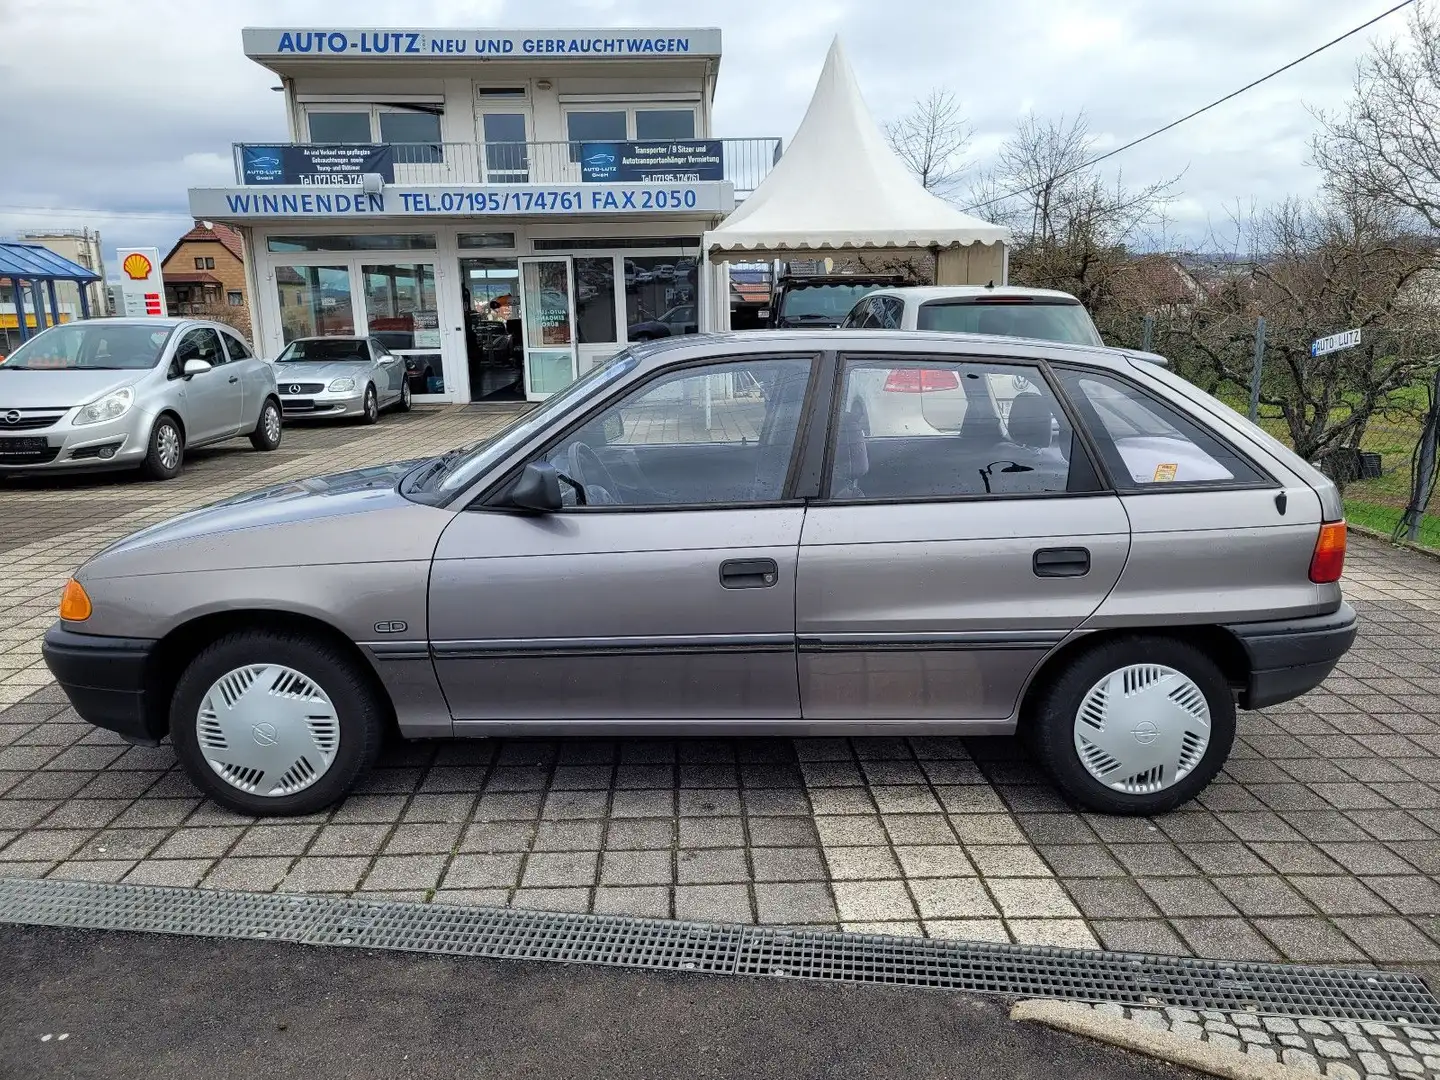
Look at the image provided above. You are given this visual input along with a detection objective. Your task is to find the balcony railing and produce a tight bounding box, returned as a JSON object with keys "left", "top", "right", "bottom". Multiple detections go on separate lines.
{"left": 231, "top": 139, "right": 783, "bottom": 195}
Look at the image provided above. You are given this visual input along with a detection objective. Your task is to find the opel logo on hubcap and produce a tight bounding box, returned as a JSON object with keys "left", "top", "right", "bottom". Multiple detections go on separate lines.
{"left": 251, "top": 722, "right": 278, "bottom": 746}
{"left": 2, "top": 411, "right": 19, "bottom": 425}
{"left": 1132, "top": 721, "right": 1160, "bottom": 745}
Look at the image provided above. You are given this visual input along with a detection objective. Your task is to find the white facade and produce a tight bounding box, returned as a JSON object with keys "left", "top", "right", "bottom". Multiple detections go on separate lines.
{"left": 187, "top": 26, "right": 769, "bottom": 403}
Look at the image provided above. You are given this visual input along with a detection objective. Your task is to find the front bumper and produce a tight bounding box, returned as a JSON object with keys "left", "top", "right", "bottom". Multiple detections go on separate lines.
{"left": 0, "top": 409, "right": 153, "bottom": 473}
{"left": 41, "top": 624, "right": 164, "bottom": 745}
{"left": 279, "top": 389, "right": 365, "bottom": 420}
{"left": 1226, "top": 601, "right": 1358, "bottom": 709}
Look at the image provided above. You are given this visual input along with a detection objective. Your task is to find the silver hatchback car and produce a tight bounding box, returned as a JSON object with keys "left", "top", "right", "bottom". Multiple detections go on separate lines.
{"left": 0, "top": 318, "right": 282, "bottom": 479}
{"left": 42, "top": 331, "right": 1355, "bottom": 818}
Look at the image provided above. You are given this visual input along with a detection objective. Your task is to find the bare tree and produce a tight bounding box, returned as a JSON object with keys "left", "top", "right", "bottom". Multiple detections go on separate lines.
{"left": 970, "top": 113, "right": 1179, "bottom": 315}
{"left": 884, "top": 88, "right": 972, "bottom": 197}
{"left": 192, "top": 300, "right": 254, "bottom": 340}
{"left": 1313, "top": 3, "right": 1440, "bottom": 232}
{"left": 1163, "top": 193, "right": 1440, "bottom": 460}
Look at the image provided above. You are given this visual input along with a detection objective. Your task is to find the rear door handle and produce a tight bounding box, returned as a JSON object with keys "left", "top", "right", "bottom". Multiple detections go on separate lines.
{"left": 720, "top": 558, "right": 779, "bottom": 589}
{"left": 1033, "top": 547, "right": 1090, "bottom": 577}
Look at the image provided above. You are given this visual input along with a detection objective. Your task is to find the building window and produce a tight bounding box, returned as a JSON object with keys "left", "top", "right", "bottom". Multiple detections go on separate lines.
{"left": 636, "top": 109, "right": 696, "bottom": 140}
{"left": 566, "top": 110, "right": 627, "bottom": 161}
{"left": 194, "top": 257, "right": 204, "bottom": 270}
{"left": 481, "top": 113, "right": 529, "bottom": 182}
{"left": 457, "top": 232, "right": 516, "bottom": 250}
{"left": 307, "top": 111, "right": 373, "bottom": 144}
{"left": 266, "top": 234, "right": 437, "bottom": 253}
{"left": 379, "top": 110, "right": 443, "bottom": 163}
{"left": 625, "top": 256, "right": 698, "bottom": 342}
{"left": 204, "top": 257, "right": 215, "bottom": 270}
{"left": 227, "top": 291, "right": 243, "bottom": 306}
{"left": 575, "top": 257, "right": 617, "bottom": 344}
{"left": 274, "top": 265, "right": 354, "bottom": 342}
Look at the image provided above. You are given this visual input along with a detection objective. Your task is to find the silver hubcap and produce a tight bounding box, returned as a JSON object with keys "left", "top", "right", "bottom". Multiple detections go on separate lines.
{"left": 366, "top": 390, "right": 377, "bottom": 419}
{"left": 1073, "top": 664, "right": 1210, "bottom": 795}
{"left": 156, "top": 425, "right": 180, "bottom": 470}
{"left": 196, "top": 664, "right": 340, "bottom": 797}
{"left": 263, "top": 405, "right": 281, "bottom": 442}
{"left": 402, "top": 382, "right": 411, "bottom": 406}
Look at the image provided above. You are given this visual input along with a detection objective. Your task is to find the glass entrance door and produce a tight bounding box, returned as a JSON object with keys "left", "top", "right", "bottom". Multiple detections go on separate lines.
{"left": 518, "top": 257, "right": 577, "bottom": 400}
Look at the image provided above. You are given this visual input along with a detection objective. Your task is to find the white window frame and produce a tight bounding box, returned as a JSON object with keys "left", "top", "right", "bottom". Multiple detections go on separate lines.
{"left": 560, "top": 104, "right": 700, "bottom": 142}
{"left": 301, "top": 103, "right": 444, "bottom": 144}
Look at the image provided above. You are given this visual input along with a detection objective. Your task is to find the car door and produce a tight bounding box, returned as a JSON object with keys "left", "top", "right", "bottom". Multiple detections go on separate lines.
{"left": 220, "top": 330, "right": 267, "bottom": 429}
{"left": 369, "top": 338, "right": 404, "bottom": 403}
{"left": 428, "top": 354, "right": 818, "bottom": 726}
{"left": 171, "top": 326, "right": 240, "bottom": 443}
{"left": 795, "top": 352, "right": 1132, "bottom": 725}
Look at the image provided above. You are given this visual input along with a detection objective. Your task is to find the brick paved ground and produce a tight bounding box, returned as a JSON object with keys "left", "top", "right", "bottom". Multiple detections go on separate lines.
{"left": 1, "top": 408, "right": 1439, "bottom": 987}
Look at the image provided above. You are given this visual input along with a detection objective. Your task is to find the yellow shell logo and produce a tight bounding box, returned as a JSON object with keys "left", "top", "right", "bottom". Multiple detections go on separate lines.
{"left": 122, "top": 252, "right": 153, "bottom": 281}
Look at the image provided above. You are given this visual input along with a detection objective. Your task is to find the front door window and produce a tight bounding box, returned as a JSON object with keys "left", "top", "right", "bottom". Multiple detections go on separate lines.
{"left": 274, "top": 265, "right": 354, "bottom": 342}
{"left": 460, "top": 258, "right": 523, "bottom": 402}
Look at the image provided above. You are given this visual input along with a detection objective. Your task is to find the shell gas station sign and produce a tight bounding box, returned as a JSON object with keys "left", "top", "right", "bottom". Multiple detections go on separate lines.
{"left": 116, "top": 247, "right": 167, "bottom": 317}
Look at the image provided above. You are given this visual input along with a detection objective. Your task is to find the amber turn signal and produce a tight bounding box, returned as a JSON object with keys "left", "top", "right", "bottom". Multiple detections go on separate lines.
{"left": 59, "top": 578, "right": 92, "bottom": 622}
{"left": 1309, "top": 521, "right": 1347, "bottom": 584}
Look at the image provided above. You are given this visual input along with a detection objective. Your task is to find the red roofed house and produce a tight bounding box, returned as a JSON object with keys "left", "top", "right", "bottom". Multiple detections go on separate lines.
{"left": 161, "top": 220, "right": 248, "bottom": 316}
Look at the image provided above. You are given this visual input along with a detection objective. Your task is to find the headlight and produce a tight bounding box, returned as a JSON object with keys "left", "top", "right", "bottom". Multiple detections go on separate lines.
{"left": 74, "top": 387, "right": 135, "bottom": 426}
{"left": 328, "top": 377, "right": 355, "bottom": 392}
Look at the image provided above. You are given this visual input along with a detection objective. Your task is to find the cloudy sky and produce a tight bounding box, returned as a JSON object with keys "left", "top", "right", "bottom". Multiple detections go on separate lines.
{"left": 0, "top": 0, "right": 1409, "bottom": 270}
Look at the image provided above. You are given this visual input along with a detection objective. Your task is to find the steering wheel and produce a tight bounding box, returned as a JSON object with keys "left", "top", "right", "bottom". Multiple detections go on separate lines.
{"left": 567, "top": 440, "right": 622, "bottom": 504}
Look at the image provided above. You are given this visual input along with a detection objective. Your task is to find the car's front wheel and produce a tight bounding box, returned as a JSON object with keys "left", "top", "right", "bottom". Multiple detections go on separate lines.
{"left": 396, "top": 378, "right": 413, "bottom": 413}
{"left": 169, "top": 630, "right": 386, "bottom": 816}
{"left": 142, "top": 415, "right": 184, "bottom": 481}
{"left": 249, "top": 398, "right": 282, "bottom": 451}
{"left": 359, "top": 384, "right": 379, "bottom": 425}
{"left": 1028, "top": 635, "right": 1235, "bottom": 816}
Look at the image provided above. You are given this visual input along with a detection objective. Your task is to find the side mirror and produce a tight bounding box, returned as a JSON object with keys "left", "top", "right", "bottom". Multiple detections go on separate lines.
{"left": 183, "top": 358, "right": 212, "bottom": 378}
{"left": 510, "top": 461, "right": 563, "bottom": 512}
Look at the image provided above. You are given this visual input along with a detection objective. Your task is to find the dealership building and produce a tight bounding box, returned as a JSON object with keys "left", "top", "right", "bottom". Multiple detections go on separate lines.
{"left": 186, "top": 26, "right": 781, "bottom": 403}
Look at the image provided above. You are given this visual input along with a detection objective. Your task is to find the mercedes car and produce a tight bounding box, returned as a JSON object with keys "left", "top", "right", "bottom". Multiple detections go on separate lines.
{"left": 43, "top": 330, "right": 1355, "bottom": 818}
{"left": 272, "top": 335, "right": 412, "bottom": 423}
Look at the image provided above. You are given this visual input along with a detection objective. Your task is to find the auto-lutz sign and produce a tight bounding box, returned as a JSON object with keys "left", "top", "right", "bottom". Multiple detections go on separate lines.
{"left": 241, "top": 28, "right": 722, "bottom": 59}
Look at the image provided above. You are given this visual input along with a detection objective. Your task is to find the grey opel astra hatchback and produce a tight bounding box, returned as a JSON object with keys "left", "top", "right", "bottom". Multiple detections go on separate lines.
{"left": 42, "top": 331, "right": 1356, "bottom": 818}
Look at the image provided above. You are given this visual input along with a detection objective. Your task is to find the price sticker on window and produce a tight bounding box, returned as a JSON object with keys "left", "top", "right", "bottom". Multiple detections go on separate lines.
{"left": 1153, "top": 463, "right": 1178, "bottom": 482}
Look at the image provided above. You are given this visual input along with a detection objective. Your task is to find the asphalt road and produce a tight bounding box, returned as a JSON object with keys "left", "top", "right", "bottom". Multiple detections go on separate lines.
{"left": 0, "top": 924, "right": 1198, "bottom": 1080}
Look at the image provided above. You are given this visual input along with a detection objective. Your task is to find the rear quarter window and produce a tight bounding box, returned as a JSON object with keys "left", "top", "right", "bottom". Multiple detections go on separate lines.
{"left": 1057, "top": 368, "right": 1269, "bottom": 489}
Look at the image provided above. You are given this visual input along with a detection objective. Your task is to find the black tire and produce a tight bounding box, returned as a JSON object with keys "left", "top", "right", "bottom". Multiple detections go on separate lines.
{"left": 249, "top": 397, "right": 283, "bottom": 451}
{"left": 1028, "top": 635, "right": 1236, "bottom": 816}
{"left": 141, "top": 415, "right": 184, "bottom": 481}
{"left": 170, "top": 629, "right": 386, "bottom": 817}
{"left": 359, "top": 384, "right": 379, "bottom": 425}
{"left": 395, "top": 378, "right": 413, "bottom": 413}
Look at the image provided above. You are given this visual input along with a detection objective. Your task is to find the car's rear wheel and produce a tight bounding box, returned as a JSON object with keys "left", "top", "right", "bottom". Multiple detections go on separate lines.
{"left": 1029, "top": 635, "right": 1235, "bottom": 816}
{"left": 169, "top": 630, "right": 385, "bottom": 816}
{"left": 359, "top": 384, "right": 379, "bottom": 425}
{"left": 249, "top": 398, "right": 282, "bottom": 451}
{"left": 142, "top": 415, "right": 184, "bottom": 481}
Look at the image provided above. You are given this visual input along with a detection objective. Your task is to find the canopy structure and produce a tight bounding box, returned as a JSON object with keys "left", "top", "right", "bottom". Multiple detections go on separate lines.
{"left": 0, "top": 242, "right": 102, "bottom": 344}
{"left": 702, "top": 38, "right": 1008, "bottom": 266}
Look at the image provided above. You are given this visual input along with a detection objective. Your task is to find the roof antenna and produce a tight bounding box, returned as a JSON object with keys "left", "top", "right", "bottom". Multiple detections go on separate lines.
{"left": 986, "top": 280, "right": 995, "bottom": 289}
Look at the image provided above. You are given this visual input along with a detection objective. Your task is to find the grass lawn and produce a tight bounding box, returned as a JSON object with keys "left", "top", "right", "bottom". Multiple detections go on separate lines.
{"left": 1343, "top": 497, "right": 1440, "bottom": 549}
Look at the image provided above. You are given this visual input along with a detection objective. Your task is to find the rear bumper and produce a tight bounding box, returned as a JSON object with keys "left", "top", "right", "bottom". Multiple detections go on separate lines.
{"left": 1226, "top": 601, "right": 1357, "bottom": 709}
{"left": 40, "top": 624, "right": 164, "bottom": 745}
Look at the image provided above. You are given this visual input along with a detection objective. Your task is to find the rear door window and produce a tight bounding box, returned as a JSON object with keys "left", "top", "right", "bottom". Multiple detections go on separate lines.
{"left": 1057, "top": 368, "right": 1268, "bottom": 488}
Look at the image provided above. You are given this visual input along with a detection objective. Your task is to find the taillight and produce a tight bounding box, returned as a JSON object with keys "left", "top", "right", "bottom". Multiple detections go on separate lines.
{"left": 882, "top": 368, "right": 961, "bottom": 393}
{"left": 1309, "top": 521, "right": 1347, "bottom": 583}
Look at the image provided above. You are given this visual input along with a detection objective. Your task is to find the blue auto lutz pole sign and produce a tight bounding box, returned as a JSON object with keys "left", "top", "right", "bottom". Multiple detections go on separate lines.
{"left": 241, "top": 145, "right": 394, "bottom": 186}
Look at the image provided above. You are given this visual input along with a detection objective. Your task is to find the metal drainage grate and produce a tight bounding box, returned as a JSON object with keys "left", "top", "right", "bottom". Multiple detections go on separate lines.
{"left": 1, "top": 876, "right": 1436, "bottom": 1025}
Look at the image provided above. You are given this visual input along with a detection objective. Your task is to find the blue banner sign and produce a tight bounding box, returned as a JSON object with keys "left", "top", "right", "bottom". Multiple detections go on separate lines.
{"left": 580, "top": 141, "right": 724, "bottom": 183}
{"left": 241, "top": 144, "right": 395, "bottom": 186}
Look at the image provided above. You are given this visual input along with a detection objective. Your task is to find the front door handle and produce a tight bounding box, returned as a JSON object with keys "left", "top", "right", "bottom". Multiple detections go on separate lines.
{"left": 720, "top": 558, "right": 779, "bottom": 589}
{"left": 228, "top": 376, "right": 239, "bottom": 383}
{"left": 1033, "top": 547, "right": 1090, "bottom": 578}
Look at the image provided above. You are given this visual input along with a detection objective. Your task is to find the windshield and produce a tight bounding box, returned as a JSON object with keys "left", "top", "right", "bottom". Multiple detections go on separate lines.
{"left": 277, "top": 339, "right": 369, "bottom": 362}
{"left": 0, "top": 323, "right": 174, "bottom": 371}
{"left": 779, "top": 284, "right": 880, "bottom": 322}
{"left": 917, "top": 300, "right": 1102, "bottom": 345}
{"left": 418, "top": 351, "right": 642, "bottom": 497}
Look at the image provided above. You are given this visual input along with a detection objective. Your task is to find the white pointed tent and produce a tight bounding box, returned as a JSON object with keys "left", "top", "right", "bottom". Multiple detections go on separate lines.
{"left": 701, "top": 38, "right": 1009, "bottom": 329}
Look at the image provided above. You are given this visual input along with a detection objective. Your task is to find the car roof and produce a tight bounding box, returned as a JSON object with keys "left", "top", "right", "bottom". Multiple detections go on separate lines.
{"left": 286, "top": 335, "right": 367, "bottom": 342}
{"left": 866, "top": 285, "right": 1084, "bottom": 304}
{"left": 626, "top": 329, "right": 1155, "bottom": 370}
{"left": 64, "top": 316, "right": 249, "bottom": 336}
